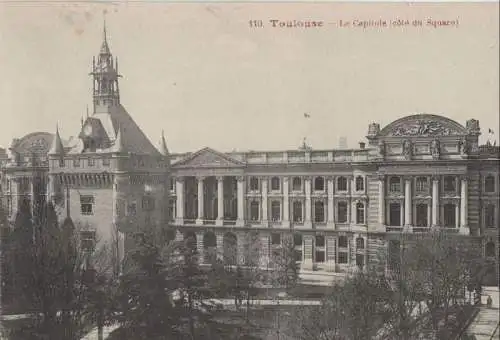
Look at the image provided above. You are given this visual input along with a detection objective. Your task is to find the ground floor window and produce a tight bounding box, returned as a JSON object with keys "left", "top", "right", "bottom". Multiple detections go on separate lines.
{"left": 293, "top": 201, "right": 303, "bottom": 222}
{"left": 338, "top": 251, "right": 348, "bottom": 264}
{"left": 250, "top": 201, "right": 259, "bottom": 221}
{"left": 356, "top": 253, "right": 364, "bottom": 268}
{"left": 415, "top": 203, "right": 428, "bottom": 227}
{"left": 443, "top": 203, "right": 456, "bottom": 227}
{"left": 315, "top": 235, "right": 325, "bottom": 263}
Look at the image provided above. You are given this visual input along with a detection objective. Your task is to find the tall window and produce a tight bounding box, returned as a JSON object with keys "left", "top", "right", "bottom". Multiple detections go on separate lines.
{"left": 127, "top": 202, "right": 137, "bottom": 217}
{"left": 315, "top": 235, "right": 325, "bottom": 263}
{"left": 88, "top": 158, "right": 95, "bottom": 167}
{"left": 443, "top": 176, "right": 456, "bottom": 193}
{"left": 168, "top": 198, "right": 175, "bottom": 222}
{"left": 73, "top": 158, "right": 80, "bottom": 167}
{"left": 355, "top": 176, "right": 364, "bottom": 191}
{"left": 271, "top": 177, "right": 281, "bottom": 191}
{"left": 314, "top": 177, "right": 325, "bottom": 191}
{"left": 338, "top": 235, "right": 348, "bottom": 264}
{"left": 250, "top": 201, "right": 259, "bottom": 221}
{"left": 292, "top": 177, "right": 302, "bottom": 191}
{"left": 293, "top": 233, "right": 303, "bottom": 262}
{"left": 485, "top": 204, "right": 495, "bottom": 228}
{"left": 293, "top": 201, "right": 303, "bottom": 222}
{"left": 80, "top": 195, "right": 94, "bottom": 215}
{"left": 271, "top": 201, "right": 281, "bottom": 222}
{"left": 443, "top": 203, "right": 456, "bottom": 227}
{"left": 102, "top": 158, "right": 110, "bottom": 166}
{"left": 485, "top": 242, "right": 495, "bottom": 258}
{"left": 249, "top": 177, "right": 259, "bottom": 191}
{"left": 389, "top": 177, "right": 401, "bottom": 193}
{"left": 356, "top": 202, "right": 365, "bottom": 224}
{"left": 416, "top": 203, "right": 428, "bottom": 227}
{"left": 314, "top": 201, "right": 325, "bottom": 222}
{"left": 388, "top": 240, "right": 401, "bottom": 271}
{"left": 415, "top": 177, "right": 429, "bottom": 193}
{"left": 337, "top": 177, "right": 347, "bottom": 191}
{"left": 337, "top": 201, "right": 348, "bottom": 223}
{"left": 485, "top": 175, "right": 495, "bottom": 193}
{"left": 389, "top": 202, "right": 401, "bottom": 226}
{"left": 356, "top": 237, "right": 365, "bottom": 250}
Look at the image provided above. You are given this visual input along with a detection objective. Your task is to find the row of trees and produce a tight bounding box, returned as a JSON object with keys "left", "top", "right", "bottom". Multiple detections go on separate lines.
{"left": 0, "top": 196, "right": 300, "bottom": 340}
{"left": 283, "top": 231, "right": 486, "bottom": 340}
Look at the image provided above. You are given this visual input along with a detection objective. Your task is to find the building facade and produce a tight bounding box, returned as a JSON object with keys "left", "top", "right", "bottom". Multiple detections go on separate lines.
{"left": 1, "top": 26, "right": 498, "bottom": 284}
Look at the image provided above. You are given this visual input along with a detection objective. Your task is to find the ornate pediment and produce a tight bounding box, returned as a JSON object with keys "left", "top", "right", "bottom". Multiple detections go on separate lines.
{"left": 173, "top": 147, "right": 245, "bottom": 168}
{"left": 12, "top": 132, "right": 54, "bottom": 155}
{"left": 379, "top": 114, "right": 467, "bottom": 137}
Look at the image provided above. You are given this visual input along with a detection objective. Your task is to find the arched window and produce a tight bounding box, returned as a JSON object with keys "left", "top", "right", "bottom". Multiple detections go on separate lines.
{"left": 249, "top": 177, "right": 259, "bottom": 191}
{"left": 271, "top": 177, "right": 281, "bottom": 191}
{"left": 337, "top": 176, "right": 347, "bottom": 191}
{"left": 355, "top": 176, "right": 364, "bottom": 191}
{"left": 485, "top": 175, "right": 495, "bottom": 193}
{"left": 356, "top": 237, "right": 365, "bottom": 250}
{"left": 356, "top": 202, "right": 365, "bottom": 224}
{"left": 292, "top": 177, "right": 302, "bottom": 191}
{"left": 485, "top": 242, "right": 495, "bottom": 258}
{"left": 314, "top": 177, "right": 325, "bottom": 191}
{"left": 314, "top": 201, "right": 325, "bottom": 222}
{"left": 389, "top": 176, "right": 401, "bottom": 192}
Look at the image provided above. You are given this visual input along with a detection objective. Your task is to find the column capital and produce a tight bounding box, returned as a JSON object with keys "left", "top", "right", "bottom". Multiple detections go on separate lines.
{"left": 197, "top": 176, "right": 206, "bottom": 181}
{"left": 236, "top": 176, "right": 245, "bottom": 183}
{"left": 216, "top": 176, "right": 225, "bottom": 182}
{"left": 325, "top": 175, "right": 335, "bottom": 181}
{"left": 377, "top": 174, "right": 385, "bottom": 182}
{"left": 431, "top": 174, "right": 440, "bottom": 182}
{"left": 403, "top": 176, "right": 413, "bottom": 182}
{"left": 459, "top": 175, "right": 469, "bottom": 182}
{"left": 176, "top": 176, "right": 185, "bottom": 183}
{"left": 282, "top": 176, "right": 289, "bottom": 182}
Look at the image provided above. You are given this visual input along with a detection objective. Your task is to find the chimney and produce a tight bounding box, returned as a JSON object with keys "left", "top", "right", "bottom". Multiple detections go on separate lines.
{"left": 359, "top": 142, "right": 366, "bottom": 149}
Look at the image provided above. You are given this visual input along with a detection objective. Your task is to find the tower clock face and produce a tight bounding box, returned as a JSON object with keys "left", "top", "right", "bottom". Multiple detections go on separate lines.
{"left": 83, "top": 124, "right": 93, "bottom": 136}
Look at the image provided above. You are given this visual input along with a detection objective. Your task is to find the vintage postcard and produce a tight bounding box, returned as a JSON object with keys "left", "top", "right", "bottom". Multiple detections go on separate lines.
{"left": 0, "top": 1, "right": 498, "bottom": 339}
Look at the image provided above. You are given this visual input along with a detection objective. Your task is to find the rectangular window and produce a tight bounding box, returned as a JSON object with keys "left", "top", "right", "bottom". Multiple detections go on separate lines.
{"left": 485, "top": 205, "right": 495, "bottom": 227}
{"left": 415, "top": 177, "right": 428, "bottom": 193}
{"left": 271, "top": 233, "right": 281, "bottom": 246}
{"left": 7, "top": 197, "right": 12, "bottom": 215}
{"left": 88, "top": 158, "right": 95, "bottom": 167}
{"left": 388, "top": 240, "right": 401, "bottom": 271}
{"left": 338, "top": 251, "right": 348, "bottom": 264}
{"left": 142, "top": 196, "right": 155, "bottom": 211}
{"left": 80, "top": 195, "right": 94, "bottom": 215}
{"left": 415, "top": 204, "right": 428, "bottom": 227}
{"left": 443, "top": 203, "right": 456, "bottom": 227}
{"left": 168, "top": 198, "right": 175, "bottom": 222}
{"left": 443, "top": 176, "right": 456, "bottom": 193}
{"left": 102, "top": 158, "right": 110, "bottom": 166}
{"left": 271, "top": 201, "right": 281, "bottom": 222}
{"left": 389, "top": 203, "right": 401, "bottom": 226}
{"left": 73, "top": 159, "right": 80, "bottom": 167}
{"left": 80, "top": 230, "right": 96, "bottom": 252}
{"left": 315, "top": 250, "right": 325, "bottom": 263}
{"left": 127, "top": 203, "right": 137, "bottom": 217}
{"left": 169, "top": 178, "right": 175, "bottom": 191}
{"left": 356, "top": 254, "right": 364, "bottom": 268}
{"left": 337, "top": 202, "right": 348, "bottom": 223}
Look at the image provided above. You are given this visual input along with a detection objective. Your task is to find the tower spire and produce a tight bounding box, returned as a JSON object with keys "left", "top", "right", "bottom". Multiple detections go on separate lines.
{"left": 100, "top": 16, "right": 110, "bottom": 55}
{"left": 160, "top": 130, "right": 169, "bottom": 156}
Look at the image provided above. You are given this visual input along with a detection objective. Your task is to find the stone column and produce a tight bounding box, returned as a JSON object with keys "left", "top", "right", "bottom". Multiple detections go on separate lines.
{"left": 261, "top": 177, "right": 268, "bottom": 226}
{"left": 304, "top": 177, "right": 312, "bottom": 228}
{"left": 351, "top": 200, "right": 357, "bottom": 224}
{"left": 460, "top": 176, "right": 469, "bottom": 234}
{"left": 432, "top": 176, "right": 439, "bottom": 227}
{"left": 327, "top": 177, "right": 335, "bottom": 228}
{"left": 283, "top": 176, "right": 290, "bottom": 228}
{"left": 175, "top": 177, "right": 184, "bottom": 225}
{"left": 216, "top": 176, "right": 224, "bottom": 226}
{"left": 196, "top": 176, "right": 204, "bottom": 225}
{"left": 378, "top": 175, "right": 385, "bottom": 226}
{"left": 404, "top": 177, "right": 412, "bottom": 228}
{"left": 303, "top": 234, "right": 313, "bottom": 270}
{"left": 196, "top": 232, "right": 204, "bottom": 264}
{"left": 236, "top": 176, "right": 245, "bottom": 226}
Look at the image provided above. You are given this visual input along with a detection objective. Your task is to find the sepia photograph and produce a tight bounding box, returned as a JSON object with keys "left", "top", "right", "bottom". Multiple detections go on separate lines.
{"left": 0, "top": 1, "right": 498, "bottom": 339}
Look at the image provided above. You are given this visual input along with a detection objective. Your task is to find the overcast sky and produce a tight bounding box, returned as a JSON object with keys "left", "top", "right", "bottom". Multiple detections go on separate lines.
{"left": 0, "top": 2, "right": 498, "bottom": 152}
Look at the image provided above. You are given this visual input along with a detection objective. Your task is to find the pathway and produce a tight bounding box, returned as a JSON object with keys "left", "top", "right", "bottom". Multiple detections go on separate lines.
{"left": 466, "top": 286, "right": 499, "bottom": 340}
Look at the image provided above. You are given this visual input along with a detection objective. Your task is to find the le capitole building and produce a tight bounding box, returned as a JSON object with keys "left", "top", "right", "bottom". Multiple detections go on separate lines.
{"left": 1, "top": 25, "right": 498, "bottom": 285}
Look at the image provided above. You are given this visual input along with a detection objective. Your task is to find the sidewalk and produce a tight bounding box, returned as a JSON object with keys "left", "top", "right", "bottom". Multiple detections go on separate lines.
{"left": 466, "top": 286, "right": 499, "bottom": 340}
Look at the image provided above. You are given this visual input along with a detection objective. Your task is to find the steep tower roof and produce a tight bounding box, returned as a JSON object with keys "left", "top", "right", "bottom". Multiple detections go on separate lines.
{"left": 48, "top": 125, "right": 65, "bottom": 155}
{"left": 160, "top": 130, "right": 169, "bottom": 156}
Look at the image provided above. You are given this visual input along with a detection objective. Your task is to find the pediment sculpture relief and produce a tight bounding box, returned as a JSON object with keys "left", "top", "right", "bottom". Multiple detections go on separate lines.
{"left": 390, "top": 119, "right": 458, "bottom": 137}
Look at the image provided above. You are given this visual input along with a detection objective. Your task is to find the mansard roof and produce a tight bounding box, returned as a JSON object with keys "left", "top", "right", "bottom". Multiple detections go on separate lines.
{"left": 172, "top": 147, "right": 245, "bottom": 168}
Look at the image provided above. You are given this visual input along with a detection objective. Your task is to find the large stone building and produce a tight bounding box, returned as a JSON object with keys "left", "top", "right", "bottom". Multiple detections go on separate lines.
{"left": 1, "top": 25, "right": 499, "bottom": 284}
